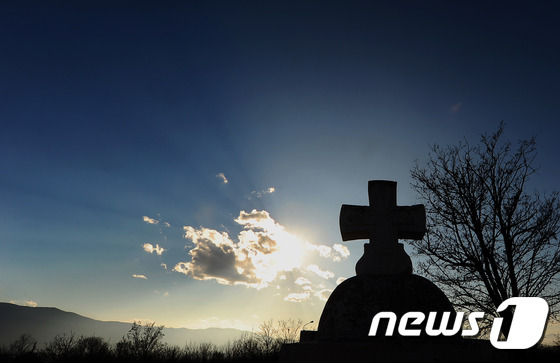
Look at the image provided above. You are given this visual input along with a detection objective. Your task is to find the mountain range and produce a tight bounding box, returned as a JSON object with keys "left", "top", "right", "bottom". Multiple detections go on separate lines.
{"left": 0, "top": 302, "right": 247, "bottom": 348}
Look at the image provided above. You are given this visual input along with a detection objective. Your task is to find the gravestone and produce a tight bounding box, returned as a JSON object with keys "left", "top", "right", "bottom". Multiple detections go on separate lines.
{"left": 280, "top": 180, "right": 509, "bottom": 362}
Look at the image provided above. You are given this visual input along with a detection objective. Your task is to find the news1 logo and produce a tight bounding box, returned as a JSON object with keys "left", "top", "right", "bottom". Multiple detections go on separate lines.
{"left": 368, "top": 297, "right": 549, "bottom": 349}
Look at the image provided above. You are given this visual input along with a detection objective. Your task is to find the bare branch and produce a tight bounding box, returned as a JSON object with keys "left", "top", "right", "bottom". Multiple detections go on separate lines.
{"left": 411, "top": 123, "right": 560, "bottom": 322}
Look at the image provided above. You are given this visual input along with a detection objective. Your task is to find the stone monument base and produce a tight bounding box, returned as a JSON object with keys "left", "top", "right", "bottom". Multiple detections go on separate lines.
{"left": 317, "top": 274, "right": 458, "bottom": 340}
{"left": 280, "top": 338, "right": 512, "bottom": 362}
{"left": 279, "top": 274, "right": 514, "bottom": 362}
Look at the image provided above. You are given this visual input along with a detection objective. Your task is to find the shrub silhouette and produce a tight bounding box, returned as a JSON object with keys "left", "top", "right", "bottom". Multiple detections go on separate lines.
{"left": 43, "top": 332, "right": 77, "bottom": 362}
{"left": 0, "top": 319, "right": 303, "bottom": 363}
{"left": 2, "top": 319, "right": 560, "bottom": 362}
{"left": 74, "top": 336, "right": 110, "bottom": 361}
{"left": 1, "top": 333, "right": 39, "bottom": 362}
{"left": 42, "top": 332, "right": 111, "bottom": 363}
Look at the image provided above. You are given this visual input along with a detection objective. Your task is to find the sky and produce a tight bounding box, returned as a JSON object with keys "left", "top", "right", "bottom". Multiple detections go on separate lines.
{"left": 1, "top": 0, "right": 559, "bottom": 341}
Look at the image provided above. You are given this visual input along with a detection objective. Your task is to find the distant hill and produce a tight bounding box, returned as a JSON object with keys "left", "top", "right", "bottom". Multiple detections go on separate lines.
{"left": 0, "top": 302, "right": 247, "bottom": 348}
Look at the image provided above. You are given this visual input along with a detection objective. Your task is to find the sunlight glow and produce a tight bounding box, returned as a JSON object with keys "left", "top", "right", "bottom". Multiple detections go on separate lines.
{"left": 170, "top": 209, "right": 349, "bottom": 296}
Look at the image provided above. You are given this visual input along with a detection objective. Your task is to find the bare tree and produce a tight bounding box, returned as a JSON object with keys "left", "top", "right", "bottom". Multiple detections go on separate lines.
{"left": 116, "top": 321, "right": 166, "bottom": 360}
{"left": 276, "top": 318, "right": 303, "bottom": 344}
{"left": 7, "top": 333, "right": 36, "bottom": 356}
{"left": 44, "top": 331, "right": 78, "bottom": 360}
{"left": 410, "top": 122, "right": 560, "bottom": 334}
{"left": 257, "top": 319, "right": 280, "bottom": 355}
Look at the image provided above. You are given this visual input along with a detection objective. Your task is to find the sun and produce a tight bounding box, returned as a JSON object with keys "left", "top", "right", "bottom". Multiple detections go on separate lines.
{"left": 274, "top": 230, "right": 307, "bottom": 271}
{"left": 250, "top": 230, "right": 308, "bottom": 286}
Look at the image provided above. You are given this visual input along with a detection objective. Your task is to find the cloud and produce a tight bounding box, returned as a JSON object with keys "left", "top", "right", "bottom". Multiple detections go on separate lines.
{"left": 247, "top": 187, "right": 276, "bottom": 199}
{"left": 306, "top": 242, "right": 350, "bottom": 262}
{"left": 284, "top": 291, "right": 311, "bottom": 302}
{"left": 161, "top": 263, "right": 168, "bottom": 270}
{"left": 174, "top": 210, "right": 309, "bottom": 289}
{"left": 216, "top": 172, "right": 228, "bottom": 184}
{"left": 143, "top": 216, "right": 159, "bottom": 225}
{"left": 163, "top": 222, "right": 171, "bottom": 227}
{"left": 333, "top": 244, "right": 350, "bottom": 260}
{"left": 172, "top": 209, "right": 339, "bottom": 304}
{"left": 336, "top": 277, "right": 347, "bottom": 285}
{"left": 10, "top": 300, "right": 37, "bottom": 307}
{"left": 235, "top": 210, "right": 270, "bottom": 222}
{"left": 235, "top": 209, "right": 279, "bottom": 228}
{"left": 315, "top": 289, "right": 333, "bottom": 302}
{"left": 306, "top": 243, "right": 332, "bottom": 258}
{"left": 143, "top": 243, "right": 165, "bottom": 255}
{"left": 173, "top": 226, "right": 257, "bottom": 286}
{"left": 132, "top": 274, "right": 147, "bottom": 279}
{"left": 306, "top": 264, "right": 335, "bottom": 279}
{"left": 295, "top": 277, "right": 311, "bottom": 285}
{"left": 281, "top": 278, "right": 333, "bottom": 302}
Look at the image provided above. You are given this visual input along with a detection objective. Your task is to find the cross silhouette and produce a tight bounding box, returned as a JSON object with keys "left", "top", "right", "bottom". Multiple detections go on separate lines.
{"left": 340, "top": 180, "right": 426, "bottom": 247}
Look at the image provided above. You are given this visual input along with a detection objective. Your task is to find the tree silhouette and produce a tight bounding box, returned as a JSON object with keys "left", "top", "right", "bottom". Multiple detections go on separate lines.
{"left": 116, "top": 321, "right": 166, "bottom": 360}
{"left": 410, "top": 122, "right": 560, "bottom": 334}
{"left": 7, "top": 333, "right": 36, "bottom": 357}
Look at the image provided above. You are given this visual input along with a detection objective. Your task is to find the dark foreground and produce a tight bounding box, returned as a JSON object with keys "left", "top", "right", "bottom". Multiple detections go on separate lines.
{"left": 2, "top": 326, "right": 559, "bottom": 363}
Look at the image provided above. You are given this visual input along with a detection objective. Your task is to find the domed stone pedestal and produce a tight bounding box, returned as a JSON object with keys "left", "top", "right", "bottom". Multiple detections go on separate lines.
{"left": 281, "top": 273, "right": 510, "bottom": 362}
{"left": 316, "top": 274, "right": 457, "bottom": 341}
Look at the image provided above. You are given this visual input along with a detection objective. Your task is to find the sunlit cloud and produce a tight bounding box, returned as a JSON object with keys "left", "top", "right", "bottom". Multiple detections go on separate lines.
{"left": 132, "top": 274, "right": 148, "bottom": 279}
{"left": 10, "top": 300, "right": 37, "bottom": 307}
{"left": 173, "top": 227, "right": 255, "bottom": 286}
{"left": 143, "top": 216, "right": 159, "bottom": 225}
{"left": 234, "top": 209, "right": 283, "bottom": 233}
{"left": 172, "top": 263, "right": 189, "bottom": 275}
{"left": 142, "top": 207, "right": 345, "bottom": 298}
{"left": 306, "top": 264, "right": 334, "bottom": 279}
{"left": 216, "top": 172, "right": 228, "bottom": 184}
{"left": 294, "top": 277, "right": 311, "bottom": 285}
{"left": 163, "top": 222, "right": 171, "bottom": 227}
{"left": 306, "top": 242, "right": 350, "bottom": 262}
{"left": 143, "top": 243, "right": 165, "bottom": 255}
{"left": 306, "top": 243, "right": 332, "bottom": 258}
{"left": 336, "top": 277, "right": 347, "bottom": 285}
{"left": 315, "top": 288, "right": 333, "bottom": 302}
{"left": 333, "top": 244, "right": 350, "bottom": 259}
{"left": 284, "top": 291, "right": 311, "bottom": 303}
{"left": 247, "top": 187, "right": 276, "bottom": 199}
{"left": 169, "top": 209, "right": 341, "bottom": 305}
{"left": 173, "top": 210, "right": 310, "bottom": 289}
{"left": 282, "top": 281, "right": 333, "bottom": 303}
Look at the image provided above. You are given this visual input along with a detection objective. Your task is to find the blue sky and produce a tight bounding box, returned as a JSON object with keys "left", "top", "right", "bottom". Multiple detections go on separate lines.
{"left": 1, "top": 1, "right": 559, "bottom": 338}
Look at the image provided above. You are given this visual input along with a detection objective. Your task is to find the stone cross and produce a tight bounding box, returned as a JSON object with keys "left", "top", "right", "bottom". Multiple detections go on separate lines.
{"left": 340, "top": 180, "right": 426, "bottom": 275}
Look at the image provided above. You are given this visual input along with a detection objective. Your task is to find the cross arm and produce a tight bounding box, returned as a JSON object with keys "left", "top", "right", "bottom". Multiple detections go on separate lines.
{"left": 339, "top": 204, "right": 426, "bottom": 242}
